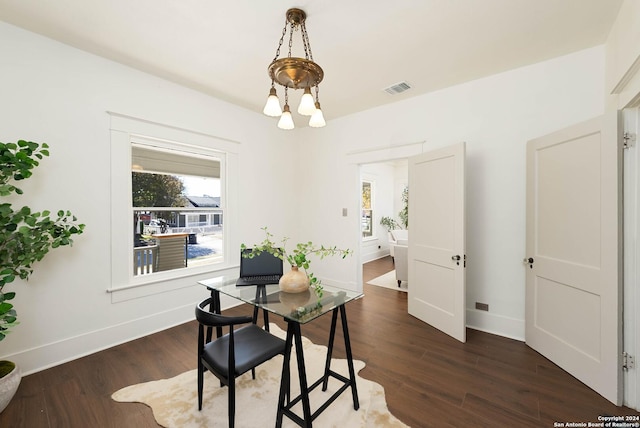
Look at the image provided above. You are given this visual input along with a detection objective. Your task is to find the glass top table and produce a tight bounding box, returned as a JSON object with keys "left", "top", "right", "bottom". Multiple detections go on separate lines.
{"left": 198, "top": 273, "right": 363, "bottom": 324}
{"left": 198, "top": 272, "right": 363, "bottom": 427}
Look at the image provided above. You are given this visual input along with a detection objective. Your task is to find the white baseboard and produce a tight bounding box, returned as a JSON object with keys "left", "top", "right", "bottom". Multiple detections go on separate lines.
{"left": 7, "top": 303, "right": 197, "bottom": 376}
{"left": 466, "top": 308, "right": 525, "bottom": 342}
{"left": 361, "top": 251, "right": 391, "bottom": 264}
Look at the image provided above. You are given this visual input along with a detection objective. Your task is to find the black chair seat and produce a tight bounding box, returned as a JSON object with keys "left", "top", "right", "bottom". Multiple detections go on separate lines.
{"left": 203, "top": 324, "right": 285, "bottom": 376}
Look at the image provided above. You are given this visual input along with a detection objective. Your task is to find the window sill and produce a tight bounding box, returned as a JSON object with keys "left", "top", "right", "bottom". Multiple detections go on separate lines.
{"left": 107, "top": 263, "right": 238, "bottom": 303}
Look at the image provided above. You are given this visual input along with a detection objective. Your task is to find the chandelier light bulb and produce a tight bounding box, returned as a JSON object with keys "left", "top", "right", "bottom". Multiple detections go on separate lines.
{"left": 297, "top": 87, "right": 316, "bottom": 116}
{"left": 263, "top": 87, "right": 282, "bottom": 117}
{"left": 309, "top": 102, "right": 326, "bottom": 128}
{"left": 278, "top": 104, "right": 295, "bottom": 130}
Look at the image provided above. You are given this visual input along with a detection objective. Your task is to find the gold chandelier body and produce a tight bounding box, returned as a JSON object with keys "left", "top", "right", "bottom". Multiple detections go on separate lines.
{"left": 268, "top": 57, "right": 323, "bottom": 89}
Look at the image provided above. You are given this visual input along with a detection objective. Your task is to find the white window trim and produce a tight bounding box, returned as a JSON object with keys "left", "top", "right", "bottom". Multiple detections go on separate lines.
{"left": 107, "top": 112, "right": 240, "bottom": 302}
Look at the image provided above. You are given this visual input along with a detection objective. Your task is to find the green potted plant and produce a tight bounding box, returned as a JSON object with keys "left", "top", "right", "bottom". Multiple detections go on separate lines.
{"left": 0, "top": 140, "right": 85, "bottom": 412}
{"left": 241, "top": 227, "right": 351, "bottom": 294}
{"left": 379, "top": 216, "right": 400, "bottom": 231}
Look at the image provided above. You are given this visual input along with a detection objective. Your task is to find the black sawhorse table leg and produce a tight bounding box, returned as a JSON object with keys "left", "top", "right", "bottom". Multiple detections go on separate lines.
{"left": 322, "top": 305, "right": 359, "bottom": 410}
{"left": 275, "top": 305, "right": 359, "bottom": 427}
{"left": 207, "top": 289, "right": 222, "bottom": 341}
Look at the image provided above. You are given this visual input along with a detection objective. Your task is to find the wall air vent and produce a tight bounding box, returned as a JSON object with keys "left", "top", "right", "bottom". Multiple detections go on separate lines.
{"left": 383, "top": 81, "right": 411, "bottom": 95}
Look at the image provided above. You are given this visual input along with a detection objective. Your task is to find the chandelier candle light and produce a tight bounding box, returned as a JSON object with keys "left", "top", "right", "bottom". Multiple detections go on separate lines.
{"left": 263, "top": 8, "right": 326, "bottom": 129}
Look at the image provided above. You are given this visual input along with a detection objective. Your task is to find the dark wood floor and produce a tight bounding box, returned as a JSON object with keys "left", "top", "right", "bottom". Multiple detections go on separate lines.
{"left": 1, "top": 256, "right": 639, "bottom": 427}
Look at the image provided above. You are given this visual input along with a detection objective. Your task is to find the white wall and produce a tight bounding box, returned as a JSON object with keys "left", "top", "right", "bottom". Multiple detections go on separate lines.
{"left": 0, "top": 22, "right": 298, "bottom": 373}
{"left": 297, "top": 46, "right": 606, "bottom": 339}
{"left": 605, "top": 0, "right": 640, "bottom": 109}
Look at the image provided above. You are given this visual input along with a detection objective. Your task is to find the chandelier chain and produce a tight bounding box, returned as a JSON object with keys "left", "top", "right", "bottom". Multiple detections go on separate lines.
{"left": 300, "top": 23, "right": 313, "bottom": 62}
{"left": 287, "top": 21, "right": 295, "bottom": 58}
{"left": 271, "top": 17, "right": 288, "bottom": 64}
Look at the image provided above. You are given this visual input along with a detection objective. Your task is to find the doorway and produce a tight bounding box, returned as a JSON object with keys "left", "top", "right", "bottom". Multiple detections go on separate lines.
{"left": 347, "top": 141, "right": 425, "bottom": 293}
{"left": 359, "top": 160, "right": 408, "bottom": 265}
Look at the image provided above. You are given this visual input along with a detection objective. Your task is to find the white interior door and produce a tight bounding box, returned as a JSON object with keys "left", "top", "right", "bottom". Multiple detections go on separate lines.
{"left": 408, "top": 142, "right": 466, "bottom": 342}
{"left": 525, "top": 113, "right": 623, "bottom": 405}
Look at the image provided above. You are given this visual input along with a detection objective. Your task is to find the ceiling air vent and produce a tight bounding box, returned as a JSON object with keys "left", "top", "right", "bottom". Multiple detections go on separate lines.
{"left": 383, "top": 81, "right": 411, "bottom": 95}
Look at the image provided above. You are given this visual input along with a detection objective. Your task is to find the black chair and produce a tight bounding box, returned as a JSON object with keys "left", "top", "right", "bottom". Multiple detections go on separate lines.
{"left": 195, "top": 297, "right": 287, "bottom": 427}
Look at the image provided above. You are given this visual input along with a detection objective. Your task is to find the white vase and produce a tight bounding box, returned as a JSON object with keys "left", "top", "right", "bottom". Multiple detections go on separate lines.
{"left": 279, "top": 266, "right": 310, "bottom": 293}
{"left": 0, "top": 361, "right": 21, "bottom": 413}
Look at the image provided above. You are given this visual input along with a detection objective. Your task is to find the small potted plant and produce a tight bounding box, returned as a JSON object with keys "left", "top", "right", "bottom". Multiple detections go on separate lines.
{"left": 241, "top": 227, "right": 351, "bottom": 294}
{"left": 0, "top": 140, "right": 84, "bottom": 412}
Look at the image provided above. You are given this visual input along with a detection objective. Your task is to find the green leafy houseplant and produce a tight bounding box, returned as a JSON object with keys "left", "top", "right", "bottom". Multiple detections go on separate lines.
{"left": 0, "top": 140, "right": 85, "bottom": 342}
{"left": 241, "top": 227, "right": 351, "bottom": 296}
{"left": 379, "top": 216, "right": 400, "bottom": 231}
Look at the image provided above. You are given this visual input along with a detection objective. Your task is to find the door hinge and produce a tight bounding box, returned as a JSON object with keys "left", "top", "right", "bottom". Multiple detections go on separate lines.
{"left": 623, "top": 132, "right": 635, "bottom": 149}
{"left": 623, "top": 352, "right": 635, "bottom": 371}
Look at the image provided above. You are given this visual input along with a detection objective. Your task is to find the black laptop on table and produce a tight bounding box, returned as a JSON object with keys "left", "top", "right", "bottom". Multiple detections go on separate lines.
{"left": 236, "top": 248, "right": 284, "bottom": 286}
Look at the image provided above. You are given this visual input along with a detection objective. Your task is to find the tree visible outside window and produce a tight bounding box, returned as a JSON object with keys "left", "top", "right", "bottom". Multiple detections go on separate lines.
{"left": 132, "top": 173, "right": 187, "bottom": 208}
{"left": 362, "top": 181, "right": 373, "bottom": 239}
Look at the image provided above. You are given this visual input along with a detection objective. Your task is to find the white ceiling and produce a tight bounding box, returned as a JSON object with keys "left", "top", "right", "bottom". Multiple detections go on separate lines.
{"left": 0, "top": 0, "right": 623, "bottom": 123}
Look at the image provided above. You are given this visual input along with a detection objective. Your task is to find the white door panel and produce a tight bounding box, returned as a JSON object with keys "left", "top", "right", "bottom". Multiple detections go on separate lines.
{"left": 408, "top": 142, "right": 466, "bottom": 342}
{"left": 525, "top": 113, "right": 623, "bottom": 405}
{"left": 535, "top": 132, "right": 601, "bottom": 267}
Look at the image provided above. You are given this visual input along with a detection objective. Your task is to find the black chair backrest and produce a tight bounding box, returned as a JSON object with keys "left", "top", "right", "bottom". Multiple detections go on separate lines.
{"left": 196, "top": 297, "right": 253, "bottom": 327}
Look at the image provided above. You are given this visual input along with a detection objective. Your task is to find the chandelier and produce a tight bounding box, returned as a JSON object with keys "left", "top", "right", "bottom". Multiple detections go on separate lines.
{"left": 263, "top": 8, "right": 326, "bottom": 129}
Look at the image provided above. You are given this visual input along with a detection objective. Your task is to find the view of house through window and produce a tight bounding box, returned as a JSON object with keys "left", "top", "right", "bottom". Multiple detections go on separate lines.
{"left": 361, "top": 180, "right": 373, "bottom": 239}
{"left": 132, "top": 144, "right": 223, "bottom": 276}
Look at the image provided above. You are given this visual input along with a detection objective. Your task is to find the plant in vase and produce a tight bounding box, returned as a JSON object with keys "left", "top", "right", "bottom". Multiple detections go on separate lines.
{"left": 241, "top": 227, "right": 351, "bottom": 295}
{"left": 0, "top": 140, "right": 85, "bottom": 412}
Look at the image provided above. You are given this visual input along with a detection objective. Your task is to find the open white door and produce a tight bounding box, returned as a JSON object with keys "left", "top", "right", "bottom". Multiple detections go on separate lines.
{"left": 525, "top": 113, "right": 623, "bottom": 405}
{"left": 408, "top": 142, "right": 466, "bottom": 342}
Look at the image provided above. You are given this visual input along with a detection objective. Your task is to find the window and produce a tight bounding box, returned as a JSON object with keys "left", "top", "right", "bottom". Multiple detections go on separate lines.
{"left": 361, "top": 180, "right": 373, "bottom": 239}
{"left": 109, "top": 112, "right": 240, "bottom": 301}
{"left": 132, "top": 144, "right": 223, "bottom": 276}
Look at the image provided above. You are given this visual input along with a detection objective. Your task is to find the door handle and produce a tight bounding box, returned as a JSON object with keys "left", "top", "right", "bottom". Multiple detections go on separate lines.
{"left": 452, "top": 254, "right": 461, "bottom": 265}
{"left": 523, "top": 257, "right": 534, "bottom": 268}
